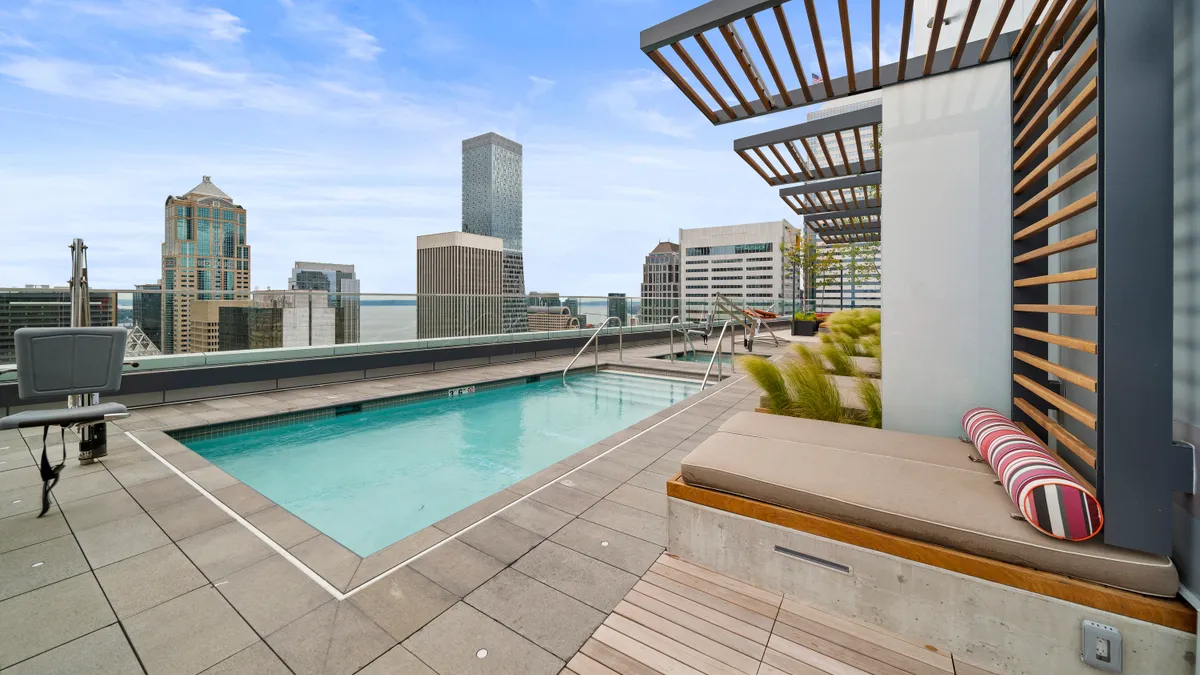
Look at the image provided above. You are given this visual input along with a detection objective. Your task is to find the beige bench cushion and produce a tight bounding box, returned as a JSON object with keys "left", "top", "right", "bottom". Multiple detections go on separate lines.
{"left": 719, "top": 412, "right": 992, "bottom": 474}
{"left": 680, "top": 416, "right": 1178, "bottom": 597}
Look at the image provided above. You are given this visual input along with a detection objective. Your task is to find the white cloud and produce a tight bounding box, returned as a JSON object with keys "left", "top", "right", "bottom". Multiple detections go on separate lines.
{"left": 280, "top": 0, "right": 383, "bottom": 61}
{"left": 54, "top": 0, "right": 247, "bottom": 42}
{"left": 0, "top": 31, "right": 33, "bottom": 48}
{"left": 399, "top": 1, "right": 460, "bottom": 55}
{"left": 590, "top": 72, "right": 699, "bottom": 139}
{"left": 527, "top": 75, "right": 555, "bottom": 99}
{"left": 0, "top": 55, "right": 459, "bottom": 130}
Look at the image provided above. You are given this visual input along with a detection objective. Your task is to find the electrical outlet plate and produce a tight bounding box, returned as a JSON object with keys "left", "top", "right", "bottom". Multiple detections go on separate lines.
{"left": 1081, "top": 620, "right": 1122, "bottom": 672}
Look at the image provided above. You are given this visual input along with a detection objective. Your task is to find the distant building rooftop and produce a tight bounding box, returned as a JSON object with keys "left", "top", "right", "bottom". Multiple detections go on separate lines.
{"left": 462, "top": 132, "right": 522, "bottom": 155}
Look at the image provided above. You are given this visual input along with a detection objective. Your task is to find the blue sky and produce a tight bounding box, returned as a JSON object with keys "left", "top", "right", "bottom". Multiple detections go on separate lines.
{"left": 0, "top": 0, "right": 907, "bottom": 295}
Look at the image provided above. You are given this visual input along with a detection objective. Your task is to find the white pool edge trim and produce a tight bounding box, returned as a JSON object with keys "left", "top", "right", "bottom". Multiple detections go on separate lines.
{"left": 126, "top": 431, "right": 348, "bottom": 600}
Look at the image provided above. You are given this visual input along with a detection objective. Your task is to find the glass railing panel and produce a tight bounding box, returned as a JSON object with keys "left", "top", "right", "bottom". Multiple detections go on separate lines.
{"left": 0, "top": 289, "right": 719, "bottom": 373}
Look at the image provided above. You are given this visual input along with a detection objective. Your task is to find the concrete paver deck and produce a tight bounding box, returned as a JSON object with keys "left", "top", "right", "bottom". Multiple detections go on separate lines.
{"left": 0, "top": 339, "right": 793, "bottom": 674}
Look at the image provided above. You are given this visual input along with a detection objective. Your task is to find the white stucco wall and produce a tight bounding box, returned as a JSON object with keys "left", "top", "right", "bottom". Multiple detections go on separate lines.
{"left": 880, "top": 61, "right": 1013, "bottom": 438}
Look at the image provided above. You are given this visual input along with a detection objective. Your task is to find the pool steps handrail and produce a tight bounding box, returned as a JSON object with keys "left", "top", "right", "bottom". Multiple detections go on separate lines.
{"left": 701, "top": 319, "right": 736, "bottom": 388}
{"left": 667, "top": 316, "right": 698, "bottom": 362}
{"left": 562, "top": 317, "right": 623, "bottom": 384}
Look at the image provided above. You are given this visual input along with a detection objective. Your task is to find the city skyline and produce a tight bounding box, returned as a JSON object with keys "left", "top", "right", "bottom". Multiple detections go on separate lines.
{"left": 0, "top": 1, "right": 904, "bottom": 296}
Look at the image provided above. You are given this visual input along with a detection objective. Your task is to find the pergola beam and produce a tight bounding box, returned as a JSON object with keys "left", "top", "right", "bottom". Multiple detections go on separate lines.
{"left": 640, "top": 0, "right": 785, "bottom": 52}
{"left": 780, "top": 172, "right": 880, "bottom": 195}
{"left": 733, "top": 105, "right": 881, "bottom": 151}
{"left": 804, "top": 206, "right": 881, "bottom": 224}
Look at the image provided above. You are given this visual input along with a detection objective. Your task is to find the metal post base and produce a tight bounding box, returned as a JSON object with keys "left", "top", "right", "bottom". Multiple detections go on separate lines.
{"left": 77, "top": 422, "right": 108, "bottom": 465}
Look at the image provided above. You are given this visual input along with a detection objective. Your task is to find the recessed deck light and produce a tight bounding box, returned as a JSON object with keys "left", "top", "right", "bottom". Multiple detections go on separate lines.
{"left": 10, "top": 499, "right": 20, "bottom": 504}
{"left": 601, "top": 541, "right": 609, "bottom": 547}
{"left": 476, "top": 649, "right": 488, "bottom": 659}
{"left": 31, "top": 562, "right": 44, "bottom": 568}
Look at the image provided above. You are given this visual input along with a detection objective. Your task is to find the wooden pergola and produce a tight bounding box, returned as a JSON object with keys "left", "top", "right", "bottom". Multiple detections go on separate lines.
{"left": 640, "top": 0, "right": 1188, "bottom": 556}
{"left": 733, "top": 103, "right": 881, "bottom": 187}
{"left": 640, "top": 0, "right": 1023, "bottom": 125}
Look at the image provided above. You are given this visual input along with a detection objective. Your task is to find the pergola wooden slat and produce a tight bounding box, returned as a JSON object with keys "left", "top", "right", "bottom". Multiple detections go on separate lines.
{"left": 733, "top": 104, "right": 881, "bottom": 187}
{"left": 640, "top": 0, "right": 1025, "bottom": 125}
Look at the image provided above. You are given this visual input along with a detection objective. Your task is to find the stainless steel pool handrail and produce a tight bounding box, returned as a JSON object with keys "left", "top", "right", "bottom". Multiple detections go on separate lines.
{"left": 701, "top": 319, "right": 735, "bottom": 388}
{"left": 562, "top": 317, "right": 622, "bottom": 384}
{"left": 667, "top": 316, "right": 696, "bottom": 362}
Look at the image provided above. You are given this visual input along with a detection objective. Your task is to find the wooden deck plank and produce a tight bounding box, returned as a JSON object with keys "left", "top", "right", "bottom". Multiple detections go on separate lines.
{"left": 658, "top": 554, "right": 784, "bottom": 606}
{"left": 650, "top": 564, "right": 780, "bottom": 620}
{"left": 761, "top": 648, "right": 834, "bottom": 674}
{"left": 768, "top": 633, "right": 873, "bottom": 675}
{"left": 633, "top": 581, "right": 772, "bottom": 644}
{"left": 625, "top": 589, "right": 767, "bottom": 660}
{"left": 641, "top": 572, "right": 777, "bottom": 632}
{"left": 581, "top": 638, "right": 661, "bottom": 675}
{"left": 780, "top": 599, "right": 953, "bottom": 672}
{"left": 605, "top": 613, "right": 746, "bottom": 675}
{"left": 775, "top": 609, "right": 943, "bottom": 675}
{"left": 593, "top": 624, "right": 708, "bottom": 675}
{"left": 615, "top": 600, "right": 762, "bottom": 675}
{"left": 568, "top": 651, "right": 621, "bottom": 675}
{"left": 771, "top": 620, "right": 914, "bottom": 675}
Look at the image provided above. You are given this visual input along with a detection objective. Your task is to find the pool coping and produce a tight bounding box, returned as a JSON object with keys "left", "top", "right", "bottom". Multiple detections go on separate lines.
{"left": 124, "top": 358, "right": 742, "bottom": 600}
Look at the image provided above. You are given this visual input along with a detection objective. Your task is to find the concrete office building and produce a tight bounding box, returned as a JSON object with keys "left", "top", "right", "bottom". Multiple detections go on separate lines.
{"left": 527, "top": 306, "right": 578, "bottom": 331}
{"left": 189, "top": 300, "right": 251, "bottom": 353}
{"left": 527, "top": 292, "right": 561, "bottom": 307}
{"left": 606, "top": 293, "right": 628, "bottom": 325}
{"left": 678, "top": 220, "right": 796, "bottom": 321}
{"left": 0, "top": 287, "right": 117, "bottom": 363}
{"left": 132, "top": 282, "right": 163, "bottom": 352}
{"left": 163, "top": 176, "right": 250, "bottom": 354}
{"left": 640, "top": 242, "right": 680, "bottom": 325}
{"left": 217, "top": 303, "right": 283, "bottom": 352}
{"left": 416, "top": 232, "right": 504, "bottom": 339}
{"left": 462, "top": 133, "right": 527, "bottom": 333}
{"left": 289, "top": 261, "right": 360, "bottom": 344}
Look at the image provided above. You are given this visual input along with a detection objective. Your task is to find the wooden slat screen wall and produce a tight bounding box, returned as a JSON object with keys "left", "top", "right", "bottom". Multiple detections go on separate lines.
{"left": 1010, "top": 1, "right": 1099, "bottom": 490}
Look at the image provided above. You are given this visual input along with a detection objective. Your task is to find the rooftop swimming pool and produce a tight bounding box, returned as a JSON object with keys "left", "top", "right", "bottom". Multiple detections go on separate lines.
{"left": 178, "top": 372, "right": 699, "bottom": 556}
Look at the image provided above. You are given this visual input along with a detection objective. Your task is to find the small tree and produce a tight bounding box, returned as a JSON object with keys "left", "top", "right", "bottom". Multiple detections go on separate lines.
{"left": 783, "top": 231, "right": 838, "bottom": 314}
{"left": 828, "top": 241, "right": 881, "bottom": 309}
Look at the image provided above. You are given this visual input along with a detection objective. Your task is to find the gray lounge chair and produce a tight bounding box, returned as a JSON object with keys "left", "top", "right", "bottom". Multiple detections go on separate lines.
{"left": 0, "top": 327, "right": 130, "bottom": 516}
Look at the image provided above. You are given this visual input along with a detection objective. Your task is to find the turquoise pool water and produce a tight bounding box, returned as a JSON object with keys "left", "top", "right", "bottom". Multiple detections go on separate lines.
{"left": 183, "top": 372, "right": 699, "bottom": 556}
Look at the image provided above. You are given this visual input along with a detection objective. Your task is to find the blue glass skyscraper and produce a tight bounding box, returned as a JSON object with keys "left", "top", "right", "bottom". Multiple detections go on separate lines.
{"left": 462, "top": 133, "right": 527, "bottom": 333}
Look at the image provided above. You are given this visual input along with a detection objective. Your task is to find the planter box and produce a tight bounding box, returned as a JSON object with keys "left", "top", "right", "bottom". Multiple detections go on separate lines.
{"left": 791, "top": 320, "right": 818, "bottom": 336}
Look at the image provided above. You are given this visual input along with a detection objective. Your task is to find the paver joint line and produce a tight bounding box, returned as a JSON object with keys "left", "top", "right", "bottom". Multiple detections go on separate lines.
{"left": 124, "top": 431, "right": 345, "bottom": 600}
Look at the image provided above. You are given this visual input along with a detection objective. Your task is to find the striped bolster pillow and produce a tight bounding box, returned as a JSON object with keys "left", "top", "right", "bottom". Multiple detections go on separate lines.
{"left": 962, "top": 407, "right": 1103, "bottom": 542}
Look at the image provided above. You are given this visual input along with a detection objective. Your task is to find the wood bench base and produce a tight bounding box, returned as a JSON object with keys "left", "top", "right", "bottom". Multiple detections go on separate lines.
{"left": 667, "top": 475, "right": 1195, "bottom": 633}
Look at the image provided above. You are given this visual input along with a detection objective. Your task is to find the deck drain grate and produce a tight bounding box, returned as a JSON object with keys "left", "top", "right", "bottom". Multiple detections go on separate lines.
{"left": 773, "top": 545, "right": 851, "bottom": 574}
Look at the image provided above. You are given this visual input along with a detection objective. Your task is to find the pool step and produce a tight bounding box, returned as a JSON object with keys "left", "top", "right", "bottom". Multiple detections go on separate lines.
{"left": 600, "top": 365, "right": 722, "bottom": 382}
